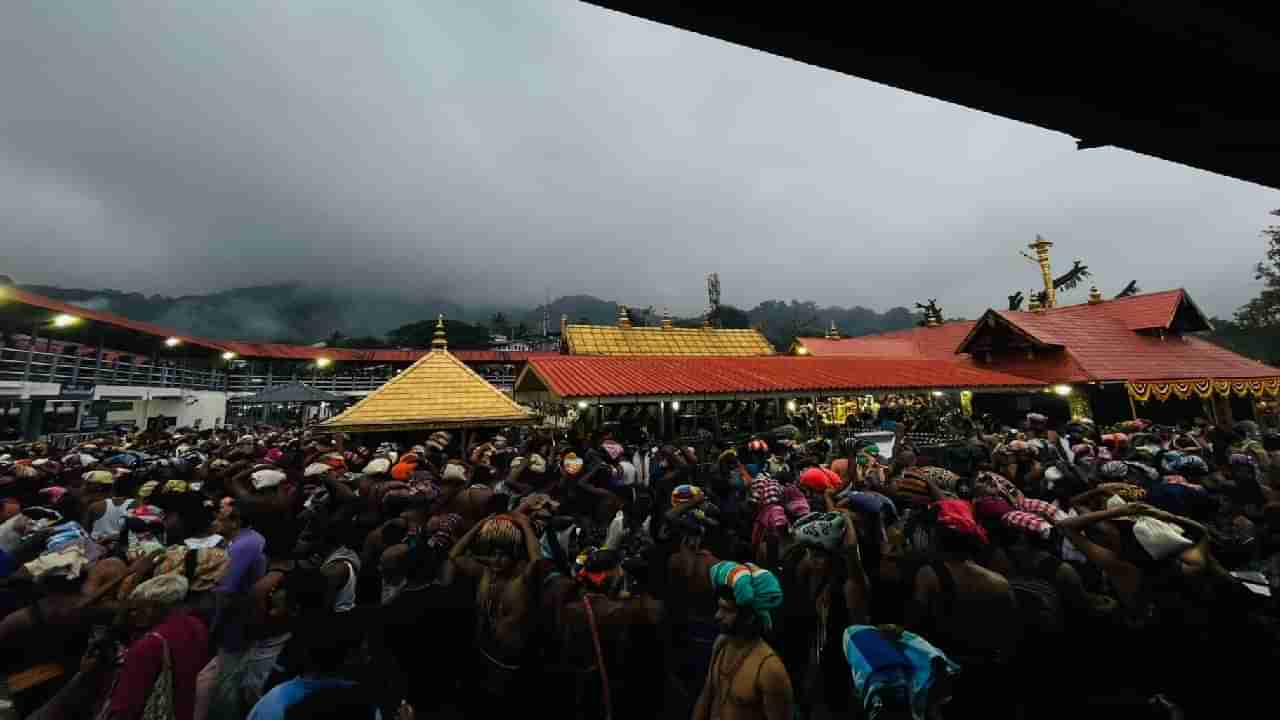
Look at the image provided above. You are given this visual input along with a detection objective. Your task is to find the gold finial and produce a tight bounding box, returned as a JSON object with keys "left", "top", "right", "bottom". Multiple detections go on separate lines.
{"left": 1088, "top": 285, "right": 1102, "bottom": 304}
{"left": 617, "top": 305, "right": 632, "bottom": 329}
{"left": 1027, "top": 235, "right": 1056, "bottom": 309}
{"left": 661, "top": 307, "right": 673, "bottom": 330}
{"left": 432, "top": 314, "right": 448, "bottom": 350}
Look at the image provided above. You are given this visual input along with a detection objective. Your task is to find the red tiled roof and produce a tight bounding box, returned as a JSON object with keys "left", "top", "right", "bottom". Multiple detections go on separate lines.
{"left": 797, "top": 290, "right": 1271, "bottom": 385}
{"left": 798, "top": 322, "right": 977, "bottom": 361}
{"left": 3, "top": 286, "right": 228, "bottom": 352}
{"left": 1036, "top": 289, "right": 1191, "bottom": 331}
{"left": 517, "top": 355, "right": 1043, "bottom": 399}
{"left": 4, "top": 287, "right": 553, "bottom": 364}
{"left": 990, "top": 311, "right": 1275, "bottom": 381}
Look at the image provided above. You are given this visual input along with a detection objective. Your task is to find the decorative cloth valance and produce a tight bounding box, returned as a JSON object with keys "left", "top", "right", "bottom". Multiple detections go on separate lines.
{"left": 1127, "top": 377, "right": 1280, "bottom": 402}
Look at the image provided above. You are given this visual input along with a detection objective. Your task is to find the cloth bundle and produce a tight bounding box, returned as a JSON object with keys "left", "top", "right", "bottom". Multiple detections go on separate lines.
{"left": 792, "top": 511, "right": 847, "bottom": 552}
{"left": 363, "top": 457, "right": 391, "bottom": 475}
{"left": 933, "top": 499, "right": 988, "bottom": 545}
{"left": 783, "top": 484, "right": 810, "bottom": 519}
{"left": 671, "top": 484, "right": 705, "bottom": 509}
{"left": 973, "top": 471, "right": 1024, "bottom": 506}
{"left": 1133, "top": 516, "right": 1194, "bottom": 560}
{"left": 749, "top": 475, "right": 784, "bottom": 507}
{"left": 477, "top": 514, "right": 523, "bottom": 555}
{"left": 709, "top": 561, "right": 784, "bottom": 630}
{"left": 905, "top": 466, "right": 960, "bottom": 493}
{"left": 154, "top": 546, "right": 231, "bottom": 592}
{"left": 251, "top": 469, "right": 287, "bottom": 490}
{"left": 24, "top": 545, "right": 89, "bottom": 581}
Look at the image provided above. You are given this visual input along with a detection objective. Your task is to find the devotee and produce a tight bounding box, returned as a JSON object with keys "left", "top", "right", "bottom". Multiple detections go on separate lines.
{"left": 447, "top": 510, "right": 541, "bottom": 717}
{"left": 554, "top": 547, "right": 662, "bottom": 720}
{"left": 7, "top": 409, "right": 1280, "bottom": 720}
{"left": 107, "top": 574, "right": 210, "bottom": 720}
{"left": 691, "top": 561, "right": 792, "bottom": 720}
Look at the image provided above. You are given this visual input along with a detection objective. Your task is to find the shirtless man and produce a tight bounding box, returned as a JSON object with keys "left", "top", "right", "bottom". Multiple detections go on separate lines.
{"left": 448, "top": 511, "right": 541, "bottom": 719}
{"left": 665, "top": 490, "right": 722, "bottom": 710}
{"left": 437, "top": 461, "right": 494, "bottom": 529}
{"left": 555, "top": 548, "right": 661, "bottom": 720}
{"left": 905, "top": 498, "right": 1020, "bottom": 717}
{"left": 693, "top": 562, "right": 793, "bottom": 720}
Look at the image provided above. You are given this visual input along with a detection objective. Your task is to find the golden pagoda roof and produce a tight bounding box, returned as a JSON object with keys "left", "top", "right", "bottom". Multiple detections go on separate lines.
{"left": 562, "top": 324, "right": 774, "bottom": 357}
{"left": 322, "top": 349, "right": 533, "bottom": 432}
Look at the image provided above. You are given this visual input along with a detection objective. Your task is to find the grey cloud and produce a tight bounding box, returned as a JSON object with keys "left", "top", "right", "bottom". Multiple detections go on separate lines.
{"left": 1, "top": 1, "right": 1275, "bottom": 320}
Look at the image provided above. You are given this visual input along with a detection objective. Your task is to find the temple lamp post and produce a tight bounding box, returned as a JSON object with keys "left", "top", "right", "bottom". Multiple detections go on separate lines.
{"left": 312, "top": 357, "right": 332, "bottom": 391}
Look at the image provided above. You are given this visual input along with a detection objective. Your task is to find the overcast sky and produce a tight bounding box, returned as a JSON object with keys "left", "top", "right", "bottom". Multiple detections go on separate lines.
{"left": 2, "top": 2, "right": 1276, "bottom": 319}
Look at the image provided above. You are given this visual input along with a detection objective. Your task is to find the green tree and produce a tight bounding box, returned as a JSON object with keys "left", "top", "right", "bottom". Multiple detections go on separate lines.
{"left": 388, "top": 318, "right": 492, "bottom": 349}
{"left": 1235, "top": 209, "right": 1280, "bottom": 328}
{"left": 715, "top": 304, "right": 751, "bottom": 329}
{"left": 490, "top": 312, "right": 510, "bottom": 338}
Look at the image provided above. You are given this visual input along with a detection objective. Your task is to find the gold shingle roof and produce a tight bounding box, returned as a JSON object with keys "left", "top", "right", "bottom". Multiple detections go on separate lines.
{"left": 322, "top": 349, "right": 532, "bottom": 432}
{"left": 563, "top": 325, "right": 774, "bottom": 356}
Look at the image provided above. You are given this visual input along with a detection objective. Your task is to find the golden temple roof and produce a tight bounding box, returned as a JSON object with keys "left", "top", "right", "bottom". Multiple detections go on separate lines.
{"left": 322, "top": 349, "right": 532, "bottom": 432}
{"left": 562, "top": 324, "right": 774, "bottom": 357}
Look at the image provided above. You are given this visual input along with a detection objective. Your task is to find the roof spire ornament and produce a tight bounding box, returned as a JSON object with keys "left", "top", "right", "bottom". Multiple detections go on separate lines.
{"left": 1027, "top": 291, "right": 1043, "bottom": 313}
{"left": 661, "top": 307, "right": 673, "bottom": 330}
{"left": 826, "top": 320, "right": 840, "bottom": 339}
{"left": 431, "top": 314, "right": 448, "bottom": 350}
{"left": 1088, "top": 285, "right": 1103, "bottom": 304}
{"left": 617, "top": 305, "right": 632, "bottom": 329}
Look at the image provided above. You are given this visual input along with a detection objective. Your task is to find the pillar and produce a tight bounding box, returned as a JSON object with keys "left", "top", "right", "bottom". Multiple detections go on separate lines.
{"left": 1212, "top": 394, "right": 1234, "bottom": 427}
{"left": 20, "top": 399, "right": 46, "bottom": 440}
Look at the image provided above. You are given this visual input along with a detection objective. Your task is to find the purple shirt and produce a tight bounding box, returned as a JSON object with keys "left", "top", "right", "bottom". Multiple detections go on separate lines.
{"left": 213, "top": 528, "right": 266, "bottom": 652}
{"left": 217, "top": 528, "right": 267, "bottom": 594}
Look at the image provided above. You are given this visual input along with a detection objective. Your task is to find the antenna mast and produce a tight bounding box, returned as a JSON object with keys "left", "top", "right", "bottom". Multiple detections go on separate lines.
{"left": 706, "top": 273, "right": 721, "bottom": 327}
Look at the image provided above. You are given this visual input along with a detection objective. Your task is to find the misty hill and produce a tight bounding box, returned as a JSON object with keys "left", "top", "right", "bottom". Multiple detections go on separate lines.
{"left": 517, "top": 295, "right": 628, "bottom": 328}
{"left": 523, "top": 296, "right": 919, "bottom": 348}
{"left": 19, "top": 282, "right": 920, "bottom": 349}
{"left": 18, "top": 283, "right": 476, "bottom": 343}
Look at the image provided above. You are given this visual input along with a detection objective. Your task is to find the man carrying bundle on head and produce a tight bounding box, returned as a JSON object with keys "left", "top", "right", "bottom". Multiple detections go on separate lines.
{"left": 553, "top": 547, "right": 661, "bottom": 720}
{"left": 448, "top": 511, "right": 541, "bottom": 719}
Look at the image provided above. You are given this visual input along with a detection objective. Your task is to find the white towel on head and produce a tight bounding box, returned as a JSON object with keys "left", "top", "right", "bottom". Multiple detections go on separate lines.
{"left": 442, "top": 463, "right": 466, "bottom": 484}
{"left": 1133, "top": 517, "right": 1194, "bottom": 561}
{"left": 304, "top": 462, "right": 332, "bottom": 478}
{"left": 251, "top": 469, "right": 287, "bottom": 490}
{"left": 363, "top": 458, "right": 391, "bottom": 475}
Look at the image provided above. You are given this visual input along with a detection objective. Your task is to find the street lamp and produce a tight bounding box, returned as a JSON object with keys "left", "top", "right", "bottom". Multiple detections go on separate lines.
{"left": 52, "top": 314, "right": 80, "bottom": 328}
{"left": 931, "top": 391, "right": 944, "bottom": 398}
{"left": 221, "top": 351, "right": 237, "bottom": 361}
{"left": 164, "top": 337, "right": 182, "bottom": 348}
{"left": 315, "top": 357, "right": 332, "bottom": 369}
{"left": 670, "top": 400, "right": 681, "bottom": 411}
{"left": 1053, "top": 384, "right": 1073, "bottom": 396}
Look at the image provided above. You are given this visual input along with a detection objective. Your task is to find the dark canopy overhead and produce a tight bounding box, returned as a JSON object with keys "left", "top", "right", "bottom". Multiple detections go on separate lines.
{"left": 587, "top": 2, "right": 1280, "bottom": 189}
{"left": 239, "top": 382, "right": 343, "bottom": 405}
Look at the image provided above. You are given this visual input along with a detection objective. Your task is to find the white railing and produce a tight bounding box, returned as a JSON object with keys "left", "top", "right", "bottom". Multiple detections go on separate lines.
{"left": 0, "top": 348, "right": 227, "bottom": 390}
{"left": 0, "top": 346, "right": 515, "bottom": 395}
